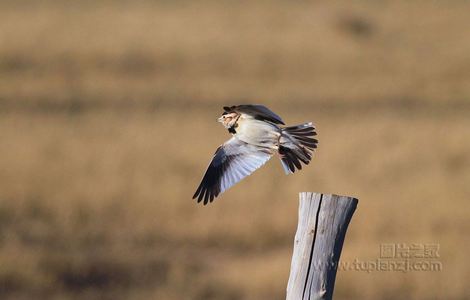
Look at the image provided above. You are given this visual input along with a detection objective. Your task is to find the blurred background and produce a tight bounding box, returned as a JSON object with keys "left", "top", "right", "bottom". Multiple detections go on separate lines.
{"left": 1, "top": 1, "right": 469, "bottom": 299}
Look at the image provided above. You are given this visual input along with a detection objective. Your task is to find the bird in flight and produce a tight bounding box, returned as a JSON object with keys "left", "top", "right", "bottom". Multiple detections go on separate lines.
{"left": 193, "top": 104, "right": 318, "bottom": 205}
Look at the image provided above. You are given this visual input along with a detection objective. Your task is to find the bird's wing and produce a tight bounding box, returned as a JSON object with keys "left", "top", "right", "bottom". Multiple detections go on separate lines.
{"left": 224, "top": 104, "right": 285, "bottom": 125}
{"left": 193, "top": 137, "right": 273, "bottom": 204}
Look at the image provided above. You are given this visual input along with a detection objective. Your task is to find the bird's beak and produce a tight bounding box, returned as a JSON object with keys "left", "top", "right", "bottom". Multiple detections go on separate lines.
{"left": 217, "top": 116, "right": 224, "bottom": 123}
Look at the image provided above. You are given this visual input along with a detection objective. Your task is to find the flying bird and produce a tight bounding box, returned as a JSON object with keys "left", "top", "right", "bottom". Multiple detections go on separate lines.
{"left": 193, "top": 104, "right": 318, "bottom": 204}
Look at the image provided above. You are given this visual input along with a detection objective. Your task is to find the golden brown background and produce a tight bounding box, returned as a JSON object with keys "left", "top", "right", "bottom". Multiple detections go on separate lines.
{"left": 1, "top": 1, "right": 469, "bottom": 299}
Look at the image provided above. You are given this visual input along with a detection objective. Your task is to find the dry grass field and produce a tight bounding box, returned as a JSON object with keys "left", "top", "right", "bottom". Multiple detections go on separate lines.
{"left": 1, "top": 1, "right": 470, "bottom": 299}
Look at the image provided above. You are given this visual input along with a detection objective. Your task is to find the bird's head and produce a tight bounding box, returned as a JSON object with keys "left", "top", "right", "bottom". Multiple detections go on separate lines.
{"left": 218, "top": 112, "right": 239, "bottom": 129}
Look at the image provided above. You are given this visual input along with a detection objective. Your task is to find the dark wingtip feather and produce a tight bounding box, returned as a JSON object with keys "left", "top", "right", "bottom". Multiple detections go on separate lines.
{"left": 193, "top": 184, "right": 201, "bottom": 199}
{"left": 197, "top": 190, "right": 204, "bottom": 203}
{"left": 203, "top": 190, "right": 210, "bottom": 205}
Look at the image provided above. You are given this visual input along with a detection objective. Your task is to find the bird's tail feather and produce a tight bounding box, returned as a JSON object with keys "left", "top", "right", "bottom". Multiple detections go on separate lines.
{"left": 279, "top": 122, "right": 318, "bottom": 174}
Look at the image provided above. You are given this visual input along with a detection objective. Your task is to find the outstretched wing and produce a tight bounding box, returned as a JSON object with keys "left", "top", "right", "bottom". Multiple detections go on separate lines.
{"left": 193, "top": 137, "right": 273, "bottom": 205}
{"left": 224, "top": 104, "right": 285, "bottom": 125}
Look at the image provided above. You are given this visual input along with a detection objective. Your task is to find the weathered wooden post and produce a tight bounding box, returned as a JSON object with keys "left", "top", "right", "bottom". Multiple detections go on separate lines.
{"left": 286, "top": 192, "right": 358, "bottom": 300}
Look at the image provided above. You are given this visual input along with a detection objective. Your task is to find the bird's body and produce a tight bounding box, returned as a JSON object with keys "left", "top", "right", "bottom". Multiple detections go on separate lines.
{"left": 235, "top": 115, "right": 281, "bottom": 149}
{"left": 193, "top": 105, "right": 318, "bottom": 204}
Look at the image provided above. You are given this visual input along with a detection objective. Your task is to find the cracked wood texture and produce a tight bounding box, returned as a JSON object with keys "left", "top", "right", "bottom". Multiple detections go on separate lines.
{"left": 286, "top": 193, "right": 358, "bottom": 300}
